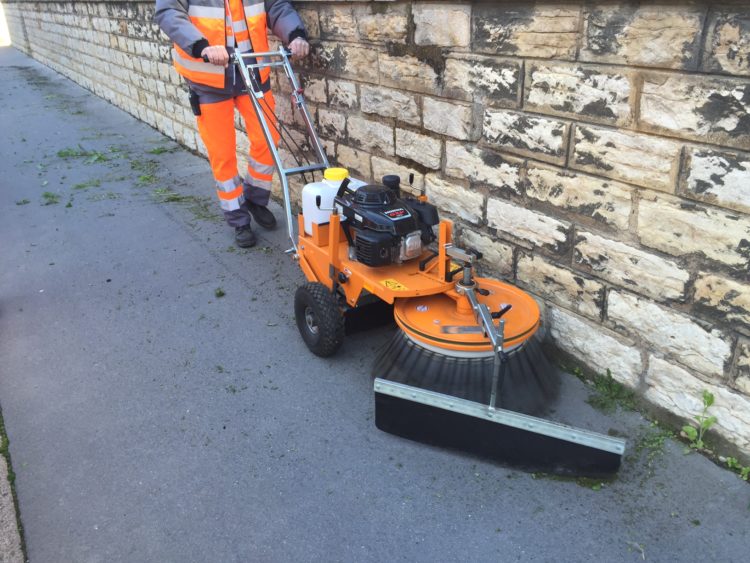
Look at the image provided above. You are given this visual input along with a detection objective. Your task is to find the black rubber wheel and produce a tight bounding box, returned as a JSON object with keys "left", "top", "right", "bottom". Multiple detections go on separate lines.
{"left": 294, "top": 282, "right": 345, "bottom": 357}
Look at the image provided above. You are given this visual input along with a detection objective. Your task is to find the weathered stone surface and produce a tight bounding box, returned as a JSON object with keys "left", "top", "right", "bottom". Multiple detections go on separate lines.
{"left": 413, "top": 3, "right": 471, "bottom": 47}
{"left": 580, "top": 5, "right": 704, "bottom": 69}
{"left": 683, "top": 147, "right": 750, "bottom": 214}
{"left": 638, "top": 192, "right": 750, "bottom": 271}
{"left": 424, "top": 174, "right": 483, "bottom": 225}
{"left": 347, "top": 116, "right": 393, "bottom": 156}
{"left": 645, "top": 356, "right": 750, "bottom": 454}
{"left": 0, "top": 454, "right": 23, "bottom": 563}
{"left": 424, "top": 97, "right": 476, "bottom": 141}
{"left": 737, "top": 340, "right": 750, "bottom": 382}
{"left": 458, "top": 229, "right": 514, "bottom": 278}
{"left": 318, "top": 108, "right": 346, "bottom": 141}
{"left": 336, "top": 144, "right": 371, "bottom": 178}
{"left": 473, "top": 4, "right": 580, "bottom": 60}
{"left": 299, "top": 76, "right": 326, "bottom": 104}
{"left": 487, "top": 198, "right": 570, "bottom": 253}
{"left": 483, "top": 109, "right": 568, "bottom": 165}
{"left": 526, "top": 164, "right": 632, "bottom": 230}
{"left": 640, "top": 74, "right": 750, "bottom": 150}
{"left": 575, "top": 230, "right": 689, "bottom": 302}
{"left": 310, "top": 42, "right": 379, "bottom": 83}
{"left": 360, "top": 85, "right": 420, "bottom": 126}
{"left": 703, "top": 11, "right": 750, "bottom": 77}
{"left": 445, "top": 142, "right": 521, "bottom": 193}
{"left": 371, "top": 156, "right": 425, "bottom": 194}
{"left": 525, "top": 62, "right": 633, "bottom": 126}
{"left": 548, "top": 307, "right": 642, "bottom": 387}
{"left": 694, "top": 273, "right": 750, "bottom": 330}
{"left": 327, "top": 79, "right": 358, "bottom": 109}
{"left": 443, "top": 55, "right": 520, "bottom": 106}
{"left": 608, "top": 291, "right": 733, "bottom": 377}
{"left": 396, "top": 128, "right": 442, "bottom": 170}
{"left": 298, "top": 9, "right": 320, "bottom": 39}
{"left": 518, "top": 254, "right": 604, "bottom": 320}
{"left": 378, "top": 52, "right": 440, "bottom": 95}
{"left": 571, "top": 125, "right": 681, "bottom": 192}
{"left": 318, "top": 5, "right": 358, "bottom": 40}
{"left": 356, "top": 6, "right": 408, "bottom": 42}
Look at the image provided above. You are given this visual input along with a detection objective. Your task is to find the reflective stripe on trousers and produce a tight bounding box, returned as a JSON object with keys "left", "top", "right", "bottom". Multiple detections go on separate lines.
{"left": 195, "top": 93, "right": 280, "bottom": 216}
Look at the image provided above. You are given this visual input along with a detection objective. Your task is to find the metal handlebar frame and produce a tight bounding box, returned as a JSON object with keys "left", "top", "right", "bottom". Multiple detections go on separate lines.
{"left": 231, "top": 48, "right": 330, "bottom": 253}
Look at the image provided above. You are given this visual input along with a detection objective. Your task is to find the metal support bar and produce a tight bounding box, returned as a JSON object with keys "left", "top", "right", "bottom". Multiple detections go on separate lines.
{"left": 231, "top": 47, "right": 330, "bottom": 254}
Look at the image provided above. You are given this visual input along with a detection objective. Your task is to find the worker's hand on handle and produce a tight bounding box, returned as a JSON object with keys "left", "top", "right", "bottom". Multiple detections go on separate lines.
{"left": 201, "top": 45, "right": 230, "bottom": 67}
{"left": 289, "top": 37, "right": 310, "bottom": 59}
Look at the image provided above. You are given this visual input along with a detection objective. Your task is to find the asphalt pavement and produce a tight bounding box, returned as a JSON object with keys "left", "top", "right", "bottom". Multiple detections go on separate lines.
{"left": 1, "top": 47, "right": 748, "bottom": 563}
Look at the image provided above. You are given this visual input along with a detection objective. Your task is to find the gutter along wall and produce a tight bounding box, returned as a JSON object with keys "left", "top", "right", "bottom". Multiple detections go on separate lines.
{"left": 5, "top": 1, "right": 750, "bottom": 458}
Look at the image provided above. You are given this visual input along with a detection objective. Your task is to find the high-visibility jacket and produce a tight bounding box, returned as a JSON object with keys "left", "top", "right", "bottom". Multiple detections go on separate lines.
{"left": 155, "top": 0, "right": 305, "bottom": 89}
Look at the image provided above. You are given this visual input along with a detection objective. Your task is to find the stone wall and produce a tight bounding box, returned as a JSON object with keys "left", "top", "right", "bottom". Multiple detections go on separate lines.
{"left": 5, "top": 0, "right": 750, "bottom": 458}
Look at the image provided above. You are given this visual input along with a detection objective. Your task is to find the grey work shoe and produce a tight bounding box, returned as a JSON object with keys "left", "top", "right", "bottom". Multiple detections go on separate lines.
{"left": 235, "top": 225, "right": 257, "bottom": 248}
{"left": 248, "top": 202, "right": 277, "bottom": 230}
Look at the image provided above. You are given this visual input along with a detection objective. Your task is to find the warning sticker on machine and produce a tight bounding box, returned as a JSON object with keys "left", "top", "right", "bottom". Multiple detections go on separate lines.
{"left": 381, "top": 279, "right": 409, "bottom": 291}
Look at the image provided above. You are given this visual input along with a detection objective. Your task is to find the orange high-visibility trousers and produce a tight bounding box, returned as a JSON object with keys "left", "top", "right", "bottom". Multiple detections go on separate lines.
{"left": 196, "top": 93, "right": 280, "bottom": 218}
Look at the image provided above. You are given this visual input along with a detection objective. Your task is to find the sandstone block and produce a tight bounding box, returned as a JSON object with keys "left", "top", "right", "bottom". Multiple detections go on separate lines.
{"left": 638, "top": 192, "right": 750, "bottom": 271}
{"left": 347, "top": 116, "right": 393, "bottom": 156}
{"left": 311, "top": 42, "right": 378, "bottom": 84}
{"left": 443, "top": 55, "right": 520, "bottom": 106}
{"left": 298, "top": 9, "right": 320, "bottom": 39}
{"left": 318, "top": 108, "right": 346, "bottom": 142}
{"left": 413, "top": 3, "right": 471, "bottom": 47}
{"left": 371, "top": 156, "right": 425, "bottom": 194}
{"left": 327, "top": 79, "right": 358, "bottom": 109}
{"left": 694, "top": 273, "right": 750, "bottom": 330}
{"left": 703, "top": 11, "right": 750, "bottom": 77}
{"left": 445, "top": 142, "right": 522, "bottom": 193}
{"left": 356, "top": 7, "right": 408, "bottom": 43}
{"left": 640, "top": 74, "right": 750, "bottom": 150}
{"left": 301, "top": 76, "right": 326, "bottom": 104}
{"left": 526, "top": 164, "right": 632, "bottom": 230}
{"left": 379, "top": 52, "right": 439, "bottom": 95}
{"left": 645, "top": 356, "right": 750, "bottom": 454}
{"left": 458, "top": 229, "right": 514, "bottom": 278}
{"left": 318, "top": 6, "right": 358, "bottom": 40}
{"left": 684, "top": 148, "right": 750, "bottom": 213}
{"left": 571, "top": 125, "right": 681, "bottom": 192}
{"left": 396, "top": 128, "right": 442, "bottom": 170}
{"left": 473, "top": 4, "right": 580, "bottom": 60}
{"left": 518, "top": 254, "right": 604, "bottom": 320}
{"left": 575, "top": 230, "right": 689, "bottom": 302}
{"left": 737, "top": 340, "right": 750, "bottom": 383}
{"left": 608, "top": 291, "right": 733, "bottom": 377}
{"left": 487, "top": 198, "right": 570, "bottom": 253}
{"left": 483, "top": 109, "right": 568, "bottom": 165}
{"left": 360, "top": 85, "right": 420, "bottom": 126}
{"left": 580, "top": 5, "right": 703, "bottom": 69}
{"left": 336, "top": 144, "right": 371, "bottom": 179}
{"left": 683, "top": 147, "right": 750, "bottom": 215}
{"left": 424, "top": 174, "right": 483, "bottom": 225}
{"left": 525, "top": 62, "right": 633, "bottom": 126}
{"left": 548, "top": 307, "right": 642, "bottom": 387}
{"left": 423, "top": 97, "right": 476, "bottom": 141}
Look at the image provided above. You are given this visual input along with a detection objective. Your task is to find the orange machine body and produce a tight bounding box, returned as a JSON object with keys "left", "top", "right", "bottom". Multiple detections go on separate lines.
{"left": 295, "top": 213, "right": 541, "bottom": 354}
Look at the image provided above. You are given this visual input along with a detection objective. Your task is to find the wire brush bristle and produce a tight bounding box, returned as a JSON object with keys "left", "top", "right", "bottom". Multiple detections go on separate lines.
{"left": 373, "top": 331, "right": 560, "bottom": 416}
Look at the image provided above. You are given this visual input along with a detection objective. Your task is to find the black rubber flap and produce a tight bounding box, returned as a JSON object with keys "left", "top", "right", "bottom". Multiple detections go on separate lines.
{"left": 374, "top": 392, "right": 622, "bottom": 477}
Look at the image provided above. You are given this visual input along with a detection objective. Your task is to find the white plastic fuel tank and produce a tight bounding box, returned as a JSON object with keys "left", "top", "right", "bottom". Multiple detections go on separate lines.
{"left": 302, "top": 168, "right": 366, "bottom": 235}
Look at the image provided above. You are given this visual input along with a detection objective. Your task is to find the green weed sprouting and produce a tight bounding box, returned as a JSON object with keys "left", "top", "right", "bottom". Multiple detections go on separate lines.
{"left": 682, "top": 390, "right": 717, "bottom": 452}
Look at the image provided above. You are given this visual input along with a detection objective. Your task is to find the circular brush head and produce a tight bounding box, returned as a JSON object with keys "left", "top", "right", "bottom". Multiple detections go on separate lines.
{"left": 373, "top": 330, "right": 560, "bottom": 416}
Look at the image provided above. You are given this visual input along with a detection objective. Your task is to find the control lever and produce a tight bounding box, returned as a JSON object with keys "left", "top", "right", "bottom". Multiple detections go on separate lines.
{"left": 491, "top": 304, "right": 513, "bottom": 319}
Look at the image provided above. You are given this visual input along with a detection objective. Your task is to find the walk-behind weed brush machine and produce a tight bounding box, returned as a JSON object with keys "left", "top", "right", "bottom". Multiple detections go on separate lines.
{"left": 234, "top": 48, "right": 625, "bottom": 476}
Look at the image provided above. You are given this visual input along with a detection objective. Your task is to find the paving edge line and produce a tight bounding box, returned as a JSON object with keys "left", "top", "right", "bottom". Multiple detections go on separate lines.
{"left": 0, "top": 404, "right": 25, "bottom": 563}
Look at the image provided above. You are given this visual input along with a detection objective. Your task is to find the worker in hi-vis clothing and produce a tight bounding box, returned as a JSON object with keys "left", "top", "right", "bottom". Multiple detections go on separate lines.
{"left": 155, "top": 0, "right": 309, "bottom": 248}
